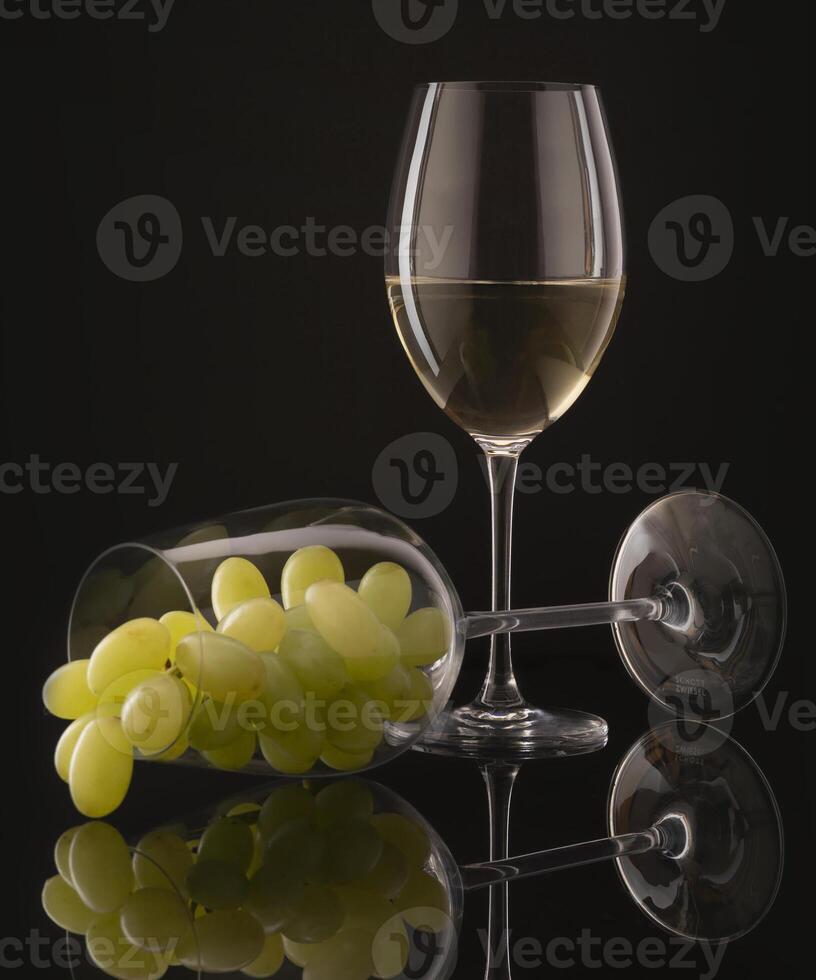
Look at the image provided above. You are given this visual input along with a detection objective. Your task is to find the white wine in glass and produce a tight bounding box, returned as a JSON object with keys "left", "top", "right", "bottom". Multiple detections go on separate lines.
{"left": 385, "top": 81, "right": 626, "bottom": 753}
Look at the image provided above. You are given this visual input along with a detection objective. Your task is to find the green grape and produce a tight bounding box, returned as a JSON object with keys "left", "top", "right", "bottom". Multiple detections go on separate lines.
{"left": 259, "top": 723, "right": 324, "bottom": 776}
{"left": 133, "top": 830, "right": 193, "bottom": 895}
{"left": 226, "top": 801, "right": 262, "bottom": 819}
{"left": 87, "top": 914, "right": 167, "bottom": 980}
{"left": 281, "top": 883, "right": 344, "bottom": 944}
{"left": 54, "top": 713, "right": 94, "bottom": 782}
{"left": 277, "top": 629, "right": 348, "bottom": 701}
{"left": 121, "top": 673, "right": 191, "bottom": 754}
{"left": 351, "top": 626, "right": 400, "bottom": 684}
{"left": 188, "top": 698, "right": 244, "bottom": 751}
{"left": 282, "top": 936, "right": 315, "bottom": 967}
{"left": 97, "top": 669, "right": 164, "bottom": 717}
{"left": 320, "top": 743, "right": 374, "bottom": 773}
{"left": 394, "top": 869, "right": 451, "bottom": 932}
{"left": 177, "top": 909, "right": 265, "bottom": 973}
{"left": 357, "top": 841, "right": 408, "bottom": 900}
{"left": 394, "top": 668, "right": 434, "bottom": 724}
{"left": 54, "top": 826, "right": 81, "bottom": 885}
{"left": 258, "top": 652, "right": 305, "bottom": 732}
{"left": 186, "top": 859, "right": 249, "bottom": 910}
{"left": 86, "top": 620, "right": 171, "bottom": 696}
{"left": 143, "top": 730, "right": 189, "bottom": 762}
{"left": 159, "top": 609, "right": 213, "bottom": 662}
{"left": 218, "top": 597, "right": 287, "bottom": 653}
{"left": 358, "top": 562, "right": 412, "bottom": 632}
{"left": 360, "top": 665, "right": 411, "bottom": 719}
{"left": 120, "top": 887, "right": 192, "bottom": 953}
{"left": 372, "top": 911, "right": 411, "bottom": 979}
{"left": 203, "top": 729, "right": 257, "bottom": 771}
{"left": 337, "top": 885, "right": 392, "bottom": 933}
{"left": 258, "top": 785, "right": 315, "bottom": 838}
{"left": 397, "top": 608, "right": 451, "bottom": 668}
{"left": 41, "top": 874, "right": 98, "bottom": 934}
{"left": 198, "top": 817, "right": 255, "bottom": 872}
{"left": 314, "top": 780, "right": 374, "bottom": 828}
{"left": 42, "top": 659, "right": 98, "bottom": 720}
{"left": 69, "top": 720, "right": 134, "bottom": 818}
{"left": 300, "top": 929, "right": 375, "bottom": 980}
{"left": 176, "top": 632, "right": 265, "bottom": 702}
{"left": 285, "top": 604, "right": 314, "bottom": 631}
{"left": 281, "top": 545, "right": 345, "bottom": 609}
{"left": 242, "top": 931, "right": 285, "bottom": 977}
{"left": 212, "top": 557, "right": 271, "bottom": 621}
{"left": 266, "top": 817, "right": 328, "bottom": 882}
{"left": 245, "top": 862, "right": 305, "bottom": 935}
{"left": 69, "top": 822, "right": 134, "bottom": 914}
{"left": 325, "top": 686, "right": 384, "bottom": 755}
{"left": 303, "top": 580, "right": 379, "bottom": 658}
{"left": 370, "top": 814, "right": 431, "bottom": 869}
{"left": 323, "top": 819, "right": 383, "bottom": 884}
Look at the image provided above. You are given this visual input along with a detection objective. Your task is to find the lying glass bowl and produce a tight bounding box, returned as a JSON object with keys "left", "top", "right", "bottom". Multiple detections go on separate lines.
{"left": 51, "top": 500, "right": 463, "bottom": 816}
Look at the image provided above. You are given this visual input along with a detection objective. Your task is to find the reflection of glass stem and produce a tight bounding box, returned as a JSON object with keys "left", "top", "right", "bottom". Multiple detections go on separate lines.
{"left": 480, "top": 763, "right": 519, "bottom": 980}
{"left": 460, "top": 814, "right": 687, "bottom": 890}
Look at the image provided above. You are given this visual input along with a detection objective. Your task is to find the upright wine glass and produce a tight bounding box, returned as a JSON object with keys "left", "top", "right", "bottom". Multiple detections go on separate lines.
{"left": 386, "top": 81, "right": 626, "bottom": 752}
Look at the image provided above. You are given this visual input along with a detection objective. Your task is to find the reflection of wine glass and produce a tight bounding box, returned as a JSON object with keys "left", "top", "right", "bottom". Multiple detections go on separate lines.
{"left": 44, "top": 727, "right": 782, "bottom": 980}
{"left": 386, "top": 80, "right": 627, "bottom": 752}
{"left": 49, "top": 491, "right": 785, "bottom": 818}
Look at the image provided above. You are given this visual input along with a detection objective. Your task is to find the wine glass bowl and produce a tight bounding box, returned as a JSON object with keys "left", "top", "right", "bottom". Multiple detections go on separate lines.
{"left": 65, "top": 499, "right": 465, "bottom": 792}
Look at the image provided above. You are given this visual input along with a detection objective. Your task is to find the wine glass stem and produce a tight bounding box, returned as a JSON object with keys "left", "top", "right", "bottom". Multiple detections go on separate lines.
{"left": 478, "top": 451, "right": 524, "bottom": 710}
{"left": 459, "top": 826, "right": 665, "bottom": 891}
{"left": 465, "top": 596, "right": 665, "bottom": 640}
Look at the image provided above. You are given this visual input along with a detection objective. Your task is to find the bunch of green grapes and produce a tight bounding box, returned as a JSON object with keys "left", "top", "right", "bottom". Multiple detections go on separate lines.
{"left": 43, "top": 547, "right": 451, "bottom": 816}
{"left": 42, "top": 781, "right": 452, "bottom": 980}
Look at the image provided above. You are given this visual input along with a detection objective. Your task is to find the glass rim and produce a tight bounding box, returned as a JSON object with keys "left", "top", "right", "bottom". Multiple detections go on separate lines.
{"left": 417, "top": 80, "right": 598, "bottom": 93}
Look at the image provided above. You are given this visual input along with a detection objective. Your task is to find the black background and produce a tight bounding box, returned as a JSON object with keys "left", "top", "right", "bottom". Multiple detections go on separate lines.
{"left": 1, "top": 1, "right": 810, "bottom": 977}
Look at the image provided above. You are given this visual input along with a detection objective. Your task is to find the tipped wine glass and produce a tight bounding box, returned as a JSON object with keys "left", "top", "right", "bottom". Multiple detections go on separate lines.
{"left": 54, "top": 489, "right": 785, "bottom": 818}
{"left": 386, "top": 80, "right": 626, "bottom": 753}
{"left": 44, "top": 726, "right": 782, "bottom": 980}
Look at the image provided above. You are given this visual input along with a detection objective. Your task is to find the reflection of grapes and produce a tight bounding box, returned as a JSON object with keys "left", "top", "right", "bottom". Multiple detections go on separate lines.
{"left": 45, "top": 546, "right": 452, "bottom": 816}
{"left": 42, "top": 780, "right": 452, "bottom": 979}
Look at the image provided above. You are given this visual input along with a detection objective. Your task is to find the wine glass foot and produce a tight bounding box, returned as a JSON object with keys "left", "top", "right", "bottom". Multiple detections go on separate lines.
{"left": 415, "top": 701, "right": 608, "bottom": 761}
{"left": 611, "top": 490, "right": 786, "bottom": 718}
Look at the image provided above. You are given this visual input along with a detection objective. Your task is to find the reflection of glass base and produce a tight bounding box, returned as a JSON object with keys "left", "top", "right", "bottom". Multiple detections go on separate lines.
{"left": 415, "top": 701, "right": 608, "bottom": 761}
{"left": 608, "top": 724, "right": 783, "bottom": 942}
